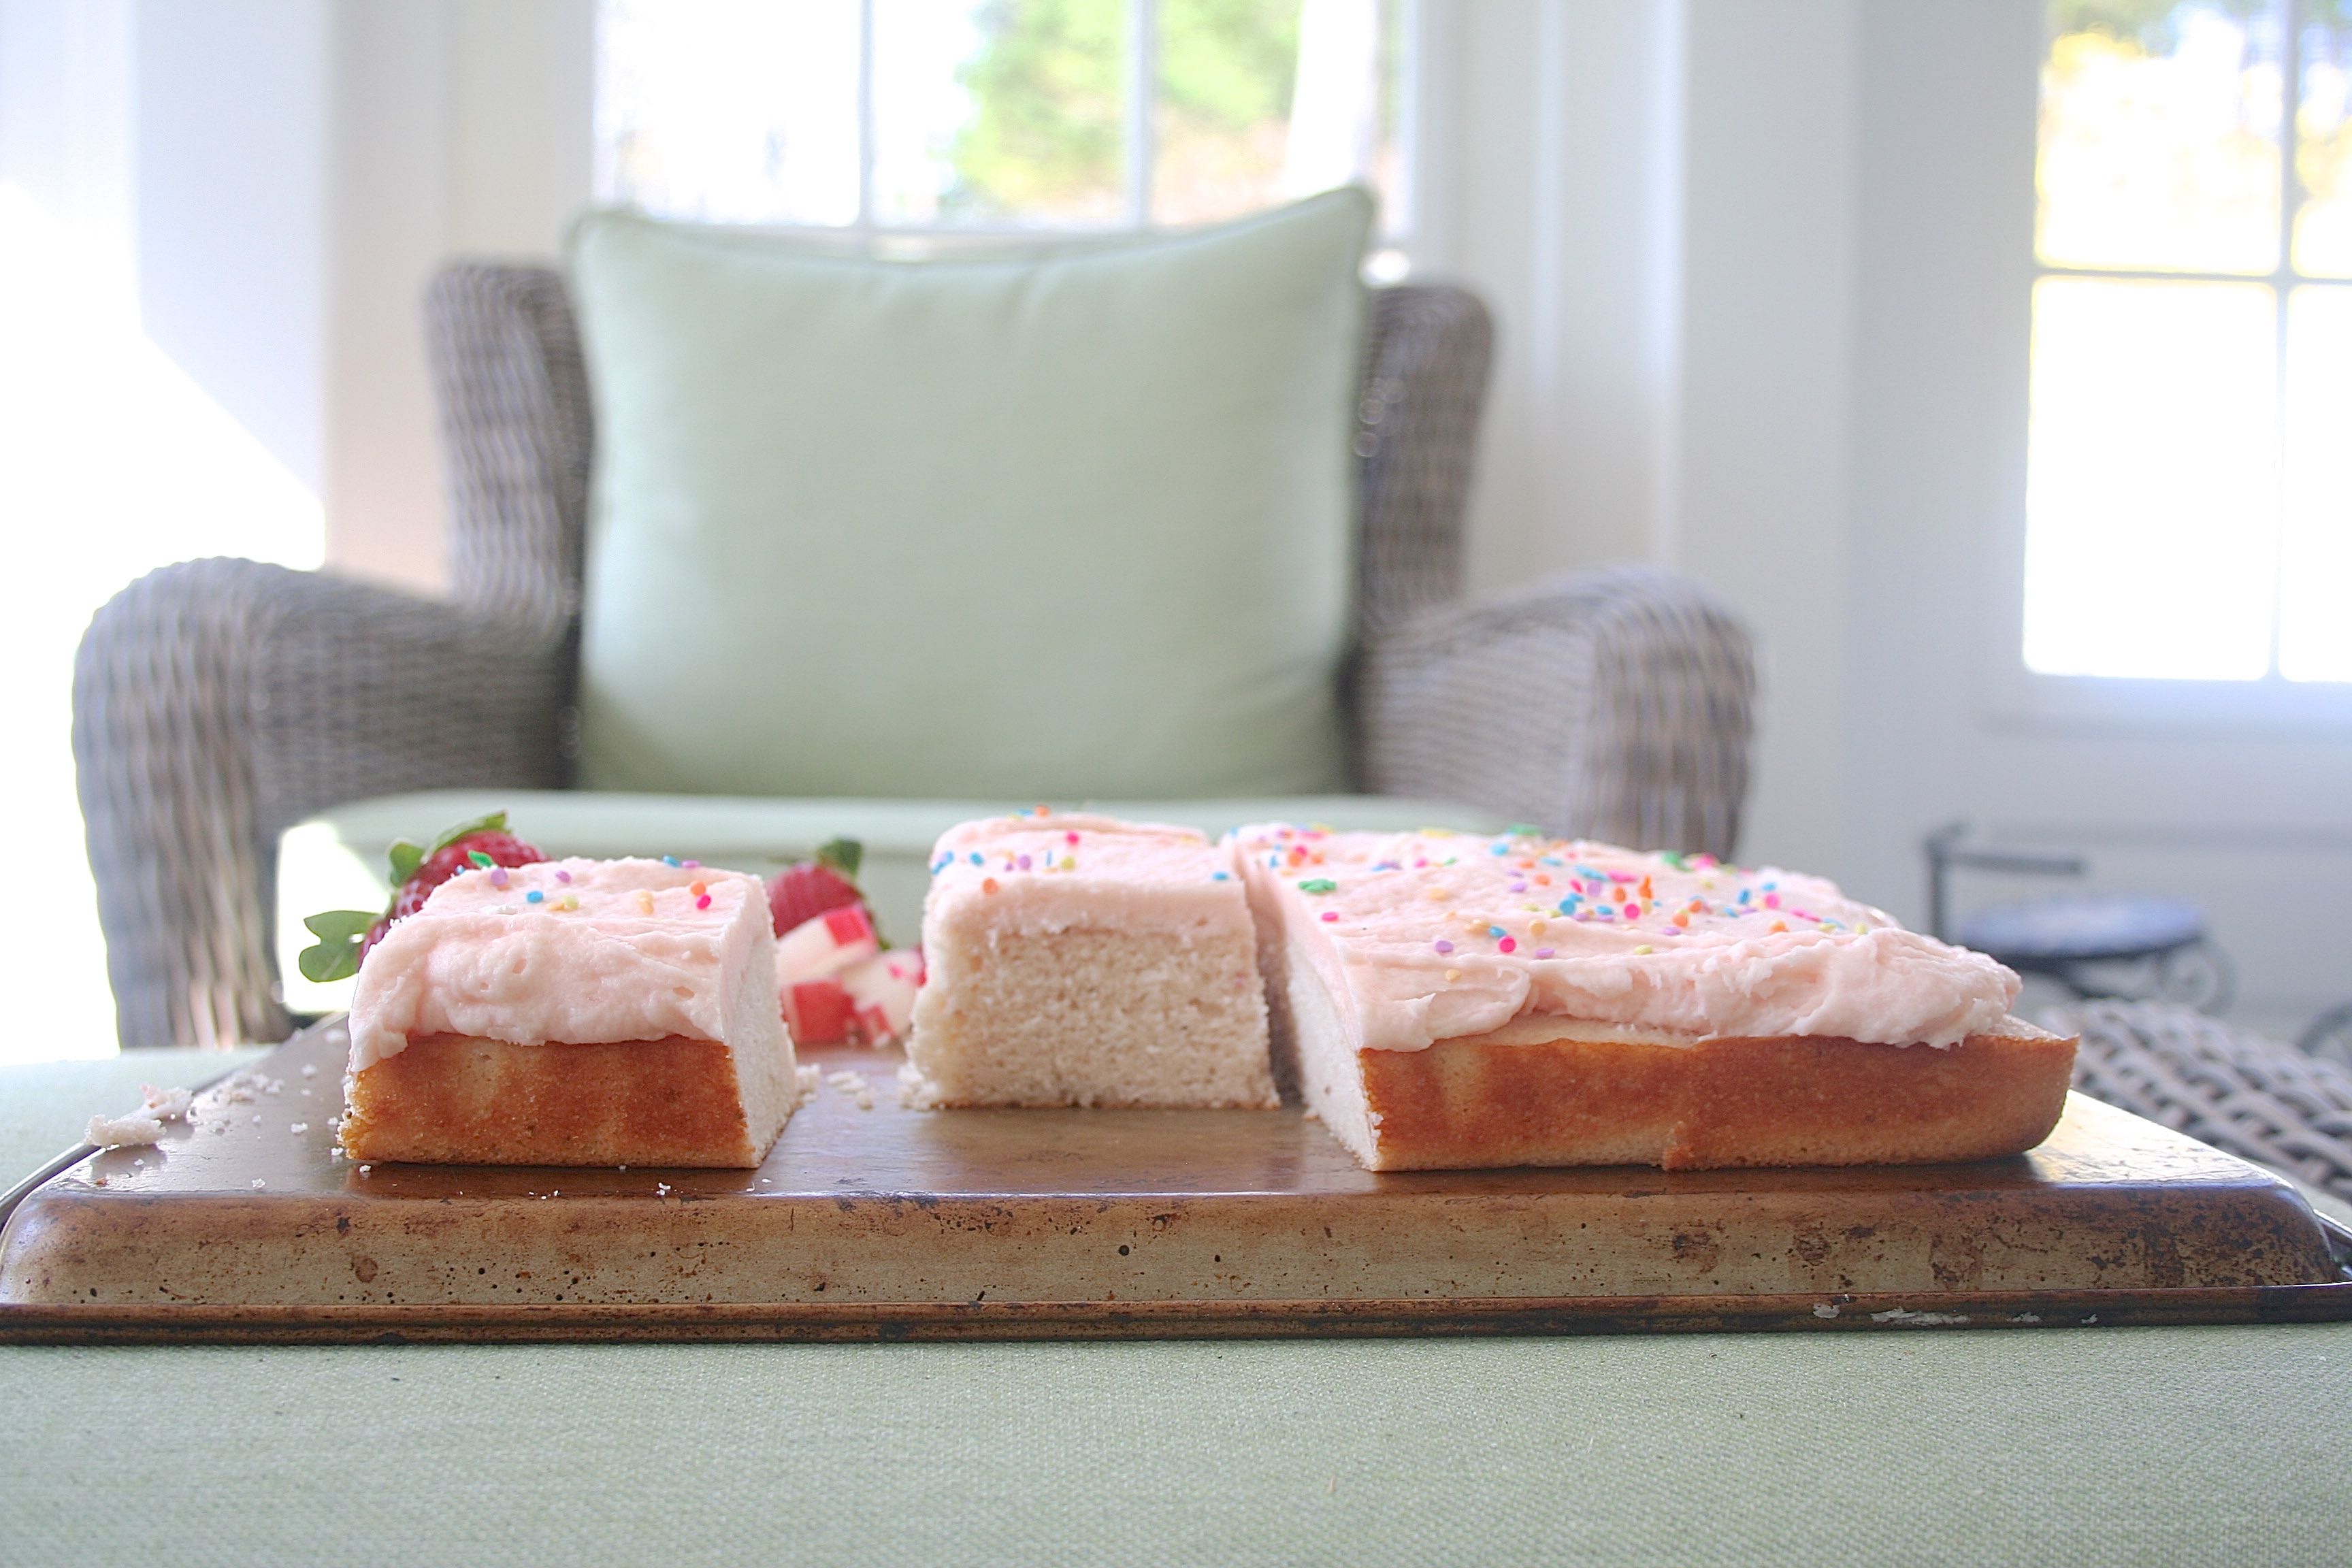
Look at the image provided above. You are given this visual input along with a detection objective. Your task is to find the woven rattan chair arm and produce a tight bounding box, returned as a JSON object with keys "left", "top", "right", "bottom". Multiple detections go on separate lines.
{"left": 74, "top": 559, "right": 567, "bottom": 1048}
{"left": 425, "top": 263, "right": 591, "bottom": 630}
{"left": 1355, "top": 285, "right": 1492, "bottom": 630}
{"left": 1358, "top": 566, "right": 1754, "bottom": 858}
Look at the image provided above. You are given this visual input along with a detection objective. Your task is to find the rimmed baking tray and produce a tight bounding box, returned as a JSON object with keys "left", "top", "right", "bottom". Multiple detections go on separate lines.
{"left": 4, "top": 1021, "right": 2347, "bottom": 1343}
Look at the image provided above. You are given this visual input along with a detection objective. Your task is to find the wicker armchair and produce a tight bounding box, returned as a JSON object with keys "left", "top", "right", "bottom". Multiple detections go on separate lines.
{"left": 74, "top": 266, "right": 1755, "bottom": 1049}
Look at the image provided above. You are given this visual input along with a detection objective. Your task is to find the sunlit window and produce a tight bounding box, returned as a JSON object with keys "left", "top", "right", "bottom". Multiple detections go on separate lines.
{"left": 2025, "top": 0, "right": 2351, "bottom": 684}
{"left": 595, "top": 0, "right": 1411, "bottom": 257}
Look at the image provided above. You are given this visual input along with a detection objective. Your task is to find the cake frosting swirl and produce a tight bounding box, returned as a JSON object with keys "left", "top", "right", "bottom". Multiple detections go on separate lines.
{"left": 1235, "top": 825, "right": 2020, "bottom": 1051}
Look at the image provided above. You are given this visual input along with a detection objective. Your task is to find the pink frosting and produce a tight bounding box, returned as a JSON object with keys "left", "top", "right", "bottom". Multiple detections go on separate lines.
{"left": 346, "top": 858, "right": 781, "bottom": 1072}
{"left": 1236, "top": 826, "right": 2020, "bottom": 1050}
{"left": 924, "top": 813, "right": 1243, "bottom": 934}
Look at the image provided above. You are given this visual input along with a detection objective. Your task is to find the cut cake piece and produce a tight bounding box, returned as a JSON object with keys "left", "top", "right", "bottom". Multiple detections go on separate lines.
{"left": 904, "top": 813, "right": 1275, "bottom": 1108}
{"left": 341, "top": 858, "right": 799, "bottom": 1167}
{"left": 1237, "top": 824, "right": 2076, "bottom": 1173}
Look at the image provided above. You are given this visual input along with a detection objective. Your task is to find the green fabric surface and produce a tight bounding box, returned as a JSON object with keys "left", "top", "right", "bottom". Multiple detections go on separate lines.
{"left": 8, "top": 1058, "right": 2351, "bottom": 1567}
{"left": 568, "top": 191, "right": 1369, "bottom": 803}
{"left": 273, "top": 788, "right": 1499, "bottom": 1015}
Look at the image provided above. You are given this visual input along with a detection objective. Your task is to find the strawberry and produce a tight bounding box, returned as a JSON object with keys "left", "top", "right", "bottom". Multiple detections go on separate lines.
{"left": 768, "top": 837, "right": 866, "bottom": 936}
{"left": 783, "top": 979, "right": 856, "bottom": 1045}
{"left": 387, "top": 830, "right": 544, "bottom": 922}
{"left": 299, "top": 811, "right": 544, "bottom": 983}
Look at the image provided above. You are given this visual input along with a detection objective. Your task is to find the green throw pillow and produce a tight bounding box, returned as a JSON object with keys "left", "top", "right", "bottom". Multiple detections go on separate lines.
{"left": 567, "top": 191, "right": 1371, "bottom": 800}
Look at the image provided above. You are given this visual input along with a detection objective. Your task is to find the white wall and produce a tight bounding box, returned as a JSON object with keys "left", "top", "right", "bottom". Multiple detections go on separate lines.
{"left": 1418, "top": 0, "right": 1686, "bottom": 589}
{"left": 327, "top": 0, "right": 594, "bottom": 592}
{"left": 135, "top": 0, "right": 328, "bottom": 491}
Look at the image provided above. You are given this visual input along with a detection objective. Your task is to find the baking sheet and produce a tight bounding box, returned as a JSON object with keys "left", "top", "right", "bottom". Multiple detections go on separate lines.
{"left": 4, "top": 1020, "right": 2347, "bottom": 1343}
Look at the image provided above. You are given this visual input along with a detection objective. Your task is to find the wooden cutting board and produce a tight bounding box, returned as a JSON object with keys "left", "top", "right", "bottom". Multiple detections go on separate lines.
{"left": 2, "top": 1020, "right": 2347, "bottom": 1343}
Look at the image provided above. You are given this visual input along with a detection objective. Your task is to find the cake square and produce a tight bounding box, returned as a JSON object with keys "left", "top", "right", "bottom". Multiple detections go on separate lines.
{"left": 1237, "top": 824, "right": 2076, "bottom": 1172}
{"left": 904, "top": 814, "right": 1275, "bottom": 1108}
{"left": 341, "top": 858, "right": 800, "bottom": 1167}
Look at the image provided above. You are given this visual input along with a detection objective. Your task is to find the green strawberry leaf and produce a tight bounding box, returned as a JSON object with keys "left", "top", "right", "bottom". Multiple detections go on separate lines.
{"left": 296, "top": 909, "right": 378, "bottom": 984}
{"left": 387, "top": 839, "right": 425, "bottom": 885}
{"left": 304, "top": 909, "right": 379, "bottom": 941}
{"left": 427, "top": 811, "right": 509, "bottom": 855}
{"left": 816, "top": 836, "right": 863, "bottom": 879}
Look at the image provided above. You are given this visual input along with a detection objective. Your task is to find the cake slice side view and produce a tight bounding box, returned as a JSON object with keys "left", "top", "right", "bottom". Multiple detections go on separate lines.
{"left": 904, "top": 813, "right": 1276, "bottom": 1109}
{"left": 340, "top": 858, "right": 800, "bottom": 1167}
{"left": 1238, "top": 824, "right": 2076, "bottom": 1172}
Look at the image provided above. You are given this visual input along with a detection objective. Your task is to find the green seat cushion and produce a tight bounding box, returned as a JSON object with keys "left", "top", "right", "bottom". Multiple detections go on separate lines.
{"left": 567, "top": 191, "right": 1371, "bottom": 802}
{"left": 276, "top": 789, "right": 1501, "bottom": 1015}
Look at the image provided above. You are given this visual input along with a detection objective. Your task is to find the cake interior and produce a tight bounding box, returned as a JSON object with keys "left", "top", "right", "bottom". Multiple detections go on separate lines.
{"left": 908, "top": 925, "right": 1275, "bottom": 1108}
{"left": 343, "top": 1031, "right": 799, "bottom": 1168}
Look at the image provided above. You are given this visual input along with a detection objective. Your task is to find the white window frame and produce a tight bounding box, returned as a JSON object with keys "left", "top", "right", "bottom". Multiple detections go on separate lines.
{"left": 2000, "top": 0, "right": 2352, "bottom": 732}
{"left": 597, "top": 0, "right": 1420, "bottom": 255}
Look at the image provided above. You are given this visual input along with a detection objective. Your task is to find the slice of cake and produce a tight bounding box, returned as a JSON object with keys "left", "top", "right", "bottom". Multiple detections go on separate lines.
{"left": 904, "top": 813, "right": 1275, "bottom": 1108}
{"left": 340, "top": 858, "right": 799, "bottom": 1167}
{"left": 1238, "top": 824, "right": 2077, "bottom": 1172}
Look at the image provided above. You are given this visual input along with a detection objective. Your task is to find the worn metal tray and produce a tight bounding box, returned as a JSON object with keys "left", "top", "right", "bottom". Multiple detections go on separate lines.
{"left": 3, "top": 1021, "right": 2348, "bottom": 1343}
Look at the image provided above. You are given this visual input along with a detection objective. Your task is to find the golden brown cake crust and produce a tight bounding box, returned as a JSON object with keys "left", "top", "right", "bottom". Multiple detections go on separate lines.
{"left": 341, "top": 1034, "right": 760, "bottom": 1168}
{"left": 1356, "top": 1028, "right": 2079, "bottom": 1172}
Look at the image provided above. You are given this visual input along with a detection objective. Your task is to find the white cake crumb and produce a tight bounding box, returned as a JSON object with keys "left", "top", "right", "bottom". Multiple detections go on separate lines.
{"left": 826, "top": 1069, "right": 864, "bottom": 1091}
{"left": 85, "top": 1083, "right": 197, "bottom": 1148}
{"left": 290, "top": 1122, "right": 309, "bottom": 1134}
{"left": 86, "top": 1112, "right": 165, "bottom": 1148}
{"left": 794, "top": 1063, "right": 822, "bottom": 1109}
{"left": 140, "top": 1085, "right": 193, "bottom": 1120}
{"left": 301, "top": 1062, "right": 318, "bottom": 1077}
{"left": 358, "top": 1164, "right": 372, "bottom": 1175}
{"left": 655, "top": 1181, "right": 672, "bottom": 1197}
{"left": 250, "top": 1178, "right": 267, "bottom": 1190}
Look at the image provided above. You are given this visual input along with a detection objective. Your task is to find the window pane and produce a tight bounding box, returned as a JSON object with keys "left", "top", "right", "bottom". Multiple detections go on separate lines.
{"left": 2024, "top": 277, "right": 2278, "bottom": 680}
{"left": 2038, "top": 2, "right": 2282, "bottom": 274}
{"left": 2281, "top": 284, "right": 2352, "bottom": 679}
{"left": 906, "top": 0, "right": 1130, "bottom": 227}
{"left": 2296, "top": 6, "right": 2352, "bottom": 275}
{"left": 595, "top": 0, "right": 861, "bottom": 225}
{"left": 1152, "top": 0, "right": 1399, "bottom": 229}
{"left": 1154, "top": 0, "right": 1299, "bottom": 225}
